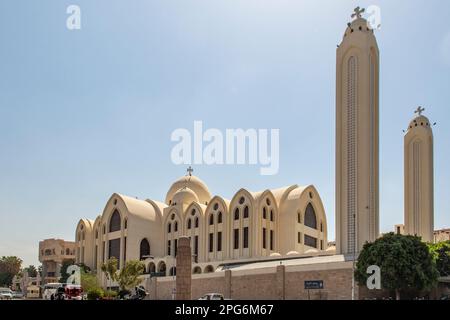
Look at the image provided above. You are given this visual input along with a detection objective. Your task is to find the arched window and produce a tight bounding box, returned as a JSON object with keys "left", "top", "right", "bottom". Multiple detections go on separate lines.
{"left": 193, "top": 266, "right": 202, "bottom": 274}
{"left": 103, "top": 225, "right": 106, "bottom": 234}
{"left": 209, "top": 214, "right": 214, "bottom": 225}
{"left": 139, "top": 238, "right": 150, "bottom": 260}
{"left": 95, "top": 230, "right": 98, "bottom": 239}
{"left": 244, "top": 206, "right": 249, "bottom": 218}
{"left": 124, "top": 218, "right": 128, "bottom": 229}
{"left": 204, "top": 265, "right": 214, "bottom": 273}
{"left": 66, "top": 248, "right": 70, "bottom": 255}
{"left": 174, "top": 221, "right": 178, "bottom": 232}
{"left": 169, "top": 267, "right": 176, "bottom": 276}
{"left": 218, "top": 212, "right": 222, "bottom": 224}
{"left": 148, "top": 262, "right": 156, "bottom": 274}
{"left": 187, "top": 218, "right": 192, "bottom": 229}
{"left": 167, "top": 223, "right": 171, "bottom": 233}
{"left": 263, "top": 207, "right": 267, "bottom": 219}
{"left": 158, "top": 261, "right": 166, "bottom": 275}
{"left": 304, "top": 203, "right": 317, "bottom": 229}
{"left": 109, "top": 210, "right": 121, "bottom": 232}
{"left": 270, "top": 210, "right": 274, "bottom": 222}
{"left": 195, "top": 217, "right": 199, "bottom": 228}
{"left": 234, "top": 208, "right": 240, "bottom": 220}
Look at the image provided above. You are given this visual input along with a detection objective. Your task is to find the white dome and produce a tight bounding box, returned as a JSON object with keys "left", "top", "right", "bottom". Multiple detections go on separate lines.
{"left": 171, "top": 187, "right": 199, "bottom": 205}
{"left": 270, "top": 252, "right": 281, "bottom": 257}
{"left": 286, "top": 251, "right": 299, "bottom": 256}
{"left": 305, "top": 248, "right": 319, "bottom": 254}
{"left": 165, "top": 175, "right": 211, "bottom": 205}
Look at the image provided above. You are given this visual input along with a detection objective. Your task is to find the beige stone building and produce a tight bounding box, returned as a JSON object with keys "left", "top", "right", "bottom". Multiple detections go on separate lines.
{"left": 335, "top": 8, "right": 379, "bottom": 255}
{"left": 38, "top": 238, "right": 76, "bottom": 284}
{"left": 75, "top": 173, "right": 328, "bottom": 285}
{"left": 434, "top": 228, "right": 450, "bottom": 243}
{"left": 62, "top": 7, "right": 443, "bottom": 300}
{"left": 404, "top": 107, "right": 435, "bottom": 242}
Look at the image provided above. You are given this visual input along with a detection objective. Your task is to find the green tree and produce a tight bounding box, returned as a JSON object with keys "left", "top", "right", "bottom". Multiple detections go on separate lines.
{"left": 80, "top": 270, "right": 100, "bottom": 293}
{"left": 101, "top": 257, "right": 118, "bottom": 291}
{"left": 429, "top": 240, "right": 450, "bottom": 277}
{"left": 355, "top": 233, "right": 438, "bottom": 300}
{"left": 116, "top": 260, "right": 145, "bottom": 292}
{"left": 24, "top": 265, "right": 37, "bottom": 277}
{"left": 0, "top": 256, "right": 23, "bottom": 286}
{"left": 59, "top": 259, "right": 76, "bottom": 283}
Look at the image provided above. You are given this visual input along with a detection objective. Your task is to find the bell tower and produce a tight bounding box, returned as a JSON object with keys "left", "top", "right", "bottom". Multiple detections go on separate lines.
{"left": 404, "top": 107, "right": 434, "bottom": 242}
{"left": 336, "top": 7, "right": 380, "bottom": 255}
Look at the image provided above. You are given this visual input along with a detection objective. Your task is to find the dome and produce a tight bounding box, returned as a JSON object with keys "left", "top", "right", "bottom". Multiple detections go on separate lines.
{"left": 171, "top": 187, "right": 199, "bottom": 205}
{"left": 269, "top": 252, "right": 281, "bottom": 257}
{"left": 165, "top": 175, "right": 212, "bottom": 205}
{"left": 286, "top": 251, "right": 299, "bottom": 256}
{"left": 326, "top": 246, "right": 336, "bottom": 252}
{"left": 305, "top": 248, "right": 319, "bottom": 254}
{"left": 407, "top": 115, "right": 431, "bottom": 131}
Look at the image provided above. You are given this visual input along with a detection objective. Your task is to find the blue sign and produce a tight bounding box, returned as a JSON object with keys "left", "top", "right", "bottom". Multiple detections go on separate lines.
{"left": 304, "top": 280, "right": 324, "bottom": 290}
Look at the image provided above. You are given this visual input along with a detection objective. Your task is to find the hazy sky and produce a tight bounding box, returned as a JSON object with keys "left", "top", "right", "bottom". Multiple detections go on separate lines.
{"left": 0, "top": 0, "right": 449, "bottom": 267}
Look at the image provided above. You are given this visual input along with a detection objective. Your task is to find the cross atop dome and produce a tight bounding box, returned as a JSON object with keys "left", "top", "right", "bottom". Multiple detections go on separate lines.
{"left": 351, "top": 6, "right": 365, "bottom": 20}
{"left": 414, "top": 106, "right": 425, "bottom": 116}
{"left": 187, "top": 166, "right": 194, "bottom": 177}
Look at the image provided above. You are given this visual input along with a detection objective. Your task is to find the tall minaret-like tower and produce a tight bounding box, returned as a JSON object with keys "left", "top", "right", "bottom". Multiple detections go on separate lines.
{"left": 404, "top": 107, "right": 434, "bottom": 242}
{"left": 336, "top": 7, "right": 379, "bottom": 255}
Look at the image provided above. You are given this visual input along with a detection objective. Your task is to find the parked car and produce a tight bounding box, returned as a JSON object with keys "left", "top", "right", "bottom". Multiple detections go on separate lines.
{"left": 0, "top": 288, "right": 13, "bottom": 300}
{"left": 198, "top": 293, "right": 228, "bottom": 300}
{"left": 12, "top": 291, "right": 24, "bottom": 299}
{"left": 53, "top": 284, "right": 83, "bottom": 300}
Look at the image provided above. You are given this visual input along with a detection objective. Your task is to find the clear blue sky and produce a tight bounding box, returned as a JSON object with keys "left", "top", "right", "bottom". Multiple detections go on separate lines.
{"left": 0, "top": 0, "right": 449, "bottom": 267}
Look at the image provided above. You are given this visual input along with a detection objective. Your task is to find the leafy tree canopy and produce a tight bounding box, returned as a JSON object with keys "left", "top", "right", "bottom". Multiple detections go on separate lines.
{"left": 429, "top": 240, "right": 450, "bottom": 277}
{"left": 355, "top": 233, "right": 438, "bottom": 299}
{"left": 0, "top": 256, "right": 23, "bottom": 286}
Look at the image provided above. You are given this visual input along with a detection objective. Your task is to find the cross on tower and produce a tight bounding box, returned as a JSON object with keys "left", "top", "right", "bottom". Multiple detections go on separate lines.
{"left": 187, "top": 166, "right": 194, "bottom": 177}
{"left": 415, "top": 106, "right": 425, "bottom": 116}
{"left": 351, "top": 6, "right": 365, "bottom": 20}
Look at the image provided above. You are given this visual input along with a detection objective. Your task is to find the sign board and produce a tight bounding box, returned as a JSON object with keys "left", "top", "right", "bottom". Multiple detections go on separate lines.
{"left": 304, "top": 280, "right": 324, "bottom": 290}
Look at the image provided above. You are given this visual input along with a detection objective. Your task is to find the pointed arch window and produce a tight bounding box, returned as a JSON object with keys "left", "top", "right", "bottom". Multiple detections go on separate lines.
{"left": 195, "top": 217, "right": 199, "bottom": 228}
{"left": 218, "top": 212, "right": 222, "bottom": 224}
{"left": 139, "top": 238, "right": 150, "bottom": 260}
{"left": 234, "top": 208, "right": 240, "bottom": 220}
{"left": 304, "top": 203, "right": 317, "bottom": 229}
{"left": 209, "top": 214, "right": 214, "bottom": 225}
{"left": 109, "top": 210, "right": 121, "bottom": 232}
{"left": 244, "top": 206, "right": 249, "bottom": 218}
{"left": 174, "top": 221, "right": 178, "bottom": 232}
{"left": 167, "top": 223, "right": 171, "bottom": 233}
{"left": 263, "top": 207, "right": 267, "bottom": 219}
{"left": 187, "top": 218, "right": 192, "bottom": 229}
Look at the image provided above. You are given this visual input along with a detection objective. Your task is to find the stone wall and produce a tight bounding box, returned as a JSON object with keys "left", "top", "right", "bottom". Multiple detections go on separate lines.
{"left": 145, "top": 265, "right": 357, "bottom": 300}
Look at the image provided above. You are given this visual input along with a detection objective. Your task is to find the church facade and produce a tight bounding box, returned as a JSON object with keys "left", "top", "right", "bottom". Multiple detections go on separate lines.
{"left": 75, "top": 174, "right": 328, "bottom": 279}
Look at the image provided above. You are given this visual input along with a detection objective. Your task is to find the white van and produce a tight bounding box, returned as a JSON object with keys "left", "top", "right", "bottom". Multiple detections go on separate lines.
{"left": 42, "top": 283, "right": 63, "bottom": 300}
